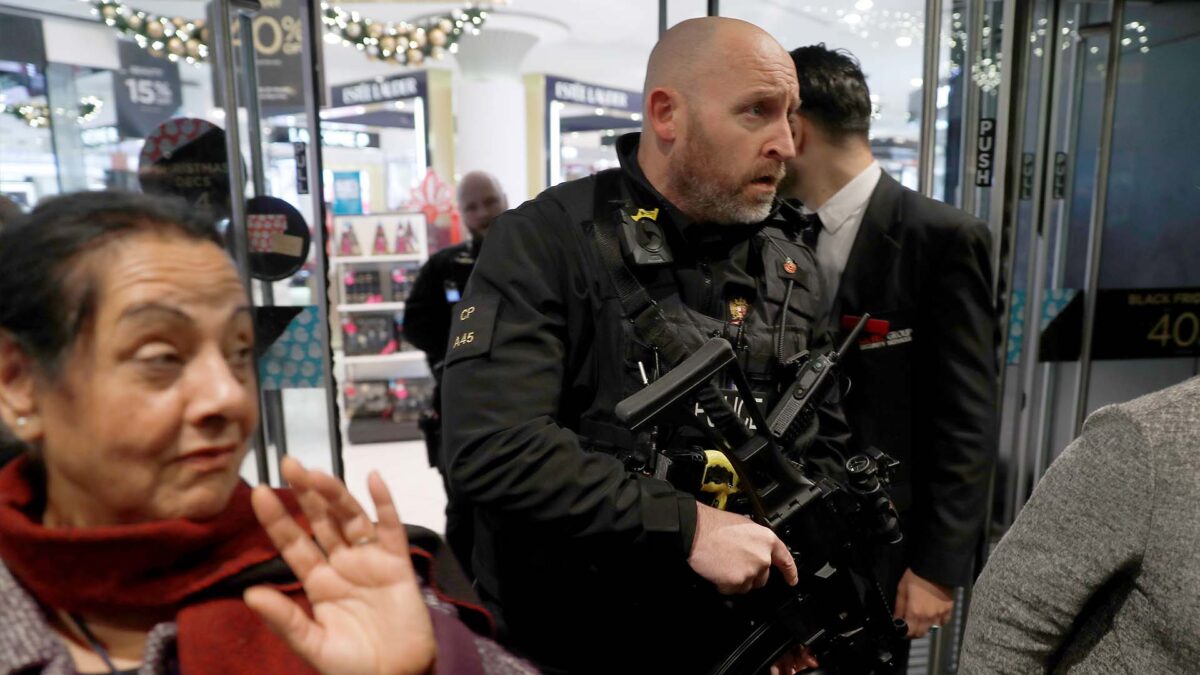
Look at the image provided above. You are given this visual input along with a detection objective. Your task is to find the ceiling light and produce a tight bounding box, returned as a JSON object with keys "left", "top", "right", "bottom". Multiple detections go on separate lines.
{"left": 855, "top": 0, "right": 873, "bottom": 10}
{"left": 594, "top": 108, "right": 605, "bottom": 116}
{"left": 896, "top": 36, "right": 913, "bottom": 47}
{"left": 910, "top": 77, "right": 923, "bottom": 88}
{"left": 844, "top": 13, "right": 862, "bottom": 26}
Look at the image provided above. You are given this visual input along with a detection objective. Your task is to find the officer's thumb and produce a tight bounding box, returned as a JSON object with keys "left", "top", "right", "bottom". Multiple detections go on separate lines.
{"left": 770, "top": 536, "right": 799, "bottom": 586}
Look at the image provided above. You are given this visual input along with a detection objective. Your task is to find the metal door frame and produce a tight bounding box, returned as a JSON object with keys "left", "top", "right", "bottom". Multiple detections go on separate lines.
{"left": 209, "top": 0, "right": 343, "bottom": 483}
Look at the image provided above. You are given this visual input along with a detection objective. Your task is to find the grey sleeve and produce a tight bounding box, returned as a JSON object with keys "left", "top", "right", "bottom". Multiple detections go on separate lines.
{"left": 959, "top": 404, "right": 1153, "bottom": 673}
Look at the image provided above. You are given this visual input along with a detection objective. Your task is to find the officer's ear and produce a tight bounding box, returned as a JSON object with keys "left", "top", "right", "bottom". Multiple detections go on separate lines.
{"left": 645, "top": 87, "right": 680, "bottom": 143}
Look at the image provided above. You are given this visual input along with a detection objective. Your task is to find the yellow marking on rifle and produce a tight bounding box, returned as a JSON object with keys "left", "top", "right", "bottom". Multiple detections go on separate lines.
{"left": 701, "top": 450, "right": 741, "bottom": 511}
{"left": 631, "top": 208, "right": 660, "bottom": 222}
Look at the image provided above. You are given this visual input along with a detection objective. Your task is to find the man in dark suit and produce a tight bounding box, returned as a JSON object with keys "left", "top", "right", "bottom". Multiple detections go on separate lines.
{"left": 780, "top": 44, "right": 999, "bottom": 668}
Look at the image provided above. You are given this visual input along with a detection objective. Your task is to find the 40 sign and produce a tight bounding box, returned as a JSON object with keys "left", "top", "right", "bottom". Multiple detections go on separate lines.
{"left": 208, "top": 0, "right": 305, "bottom": 116}
{"left": 230, "top": 2, "right": 302, "bottom": 59}
{"left": 1039, "top": 287, "right": 1200, "bottom": 361}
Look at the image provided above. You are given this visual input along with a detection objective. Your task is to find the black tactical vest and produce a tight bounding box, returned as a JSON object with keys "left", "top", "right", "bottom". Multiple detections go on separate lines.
{"left": 549, "top": 168, "right": 827, "bottom": 467}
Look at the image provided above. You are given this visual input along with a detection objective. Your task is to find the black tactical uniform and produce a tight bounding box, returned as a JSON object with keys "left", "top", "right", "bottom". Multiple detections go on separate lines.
{"left": 404, "top": 238, "right": 482, "bottom": 575}
{"left": 441, "top": 134, "right": 850, "bottom": 673}
{"left": 404, "top": 238, "right": 481, "bottom": 372}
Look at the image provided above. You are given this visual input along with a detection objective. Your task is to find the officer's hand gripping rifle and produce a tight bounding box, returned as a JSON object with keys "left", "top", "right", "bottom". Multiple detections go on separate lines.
{"left": 615, "top": 315, "right": 907, "bottom": 674}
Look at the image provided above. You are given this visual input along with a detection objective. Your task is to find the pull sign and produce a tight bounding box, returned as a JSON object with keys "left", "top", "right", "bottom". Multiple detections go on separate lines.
{"left": 1052, "top": 152, "right": 1068, "bottom": 200}
{"left": 975, "top": 118, "right": 996, "bottom": 187}
{"left": 1020, "top": 153, "right": 1036, "bottom": 200}
{"left": 293, "top": 141, "right": 309, "bottom": 195}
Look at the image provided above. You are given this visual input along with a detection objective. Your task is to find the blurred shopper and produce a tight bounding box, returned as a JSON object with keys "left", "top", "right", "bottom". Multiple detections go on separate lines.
{"left": 780, "top": 44, "right": 999, "bottom": 668}
{"left": 961, "top": 376, "right": 1200, "bottom": 673}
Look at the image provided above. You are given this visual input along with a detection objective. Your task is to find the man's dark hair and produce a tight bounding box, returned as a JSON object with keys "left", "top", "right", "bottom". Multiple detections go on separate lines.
{"left": 790, "top": 44, "right": 872, "bottom": 142}
{"left": 0, "top": 190, "right": 222, "bottom": 375}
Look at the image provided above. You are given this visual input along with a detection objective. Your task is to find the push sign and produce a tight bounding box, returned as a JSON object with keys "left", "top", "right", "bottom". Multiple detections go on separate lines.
{"left": 975, "top": 118, "right": 996, "bottom": 188}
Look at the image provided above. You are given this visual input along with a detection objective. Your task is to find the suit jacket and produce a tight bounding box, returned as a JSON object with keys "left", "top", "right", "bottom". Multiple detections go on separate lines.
{"left": 833, "top": 171, "right": 999, "bottom": 588}
{"left": 960, "top": 376, "right": 1200, "bottom": 674}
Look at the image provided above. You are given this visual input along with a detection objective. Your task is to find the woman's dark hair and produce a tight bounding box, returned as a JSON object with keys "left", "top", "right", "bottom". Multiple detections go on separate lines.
{"left": 0, "top": 195, "right": 22, "bottom": 230}
{"left": 0, "top": 190, "right": 223, "bottom": 374}
{"left": 789, "top": 44, "right": 873, "bottom": 142}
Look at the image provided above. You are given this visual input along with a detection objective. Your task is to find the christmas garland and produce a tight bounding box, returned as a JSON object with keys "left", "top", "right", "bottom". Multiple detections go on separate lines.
{"left": 90, "top": 1, "right": 209, "bottom": 64}
{"left": 321, "top": 3, "right": 487, "bottom": 66}
{"left": 87, "top": 1, "right": 488, "bottom": 68}
{"left": 0, "top": 97, "right": 103, "bottom": 128}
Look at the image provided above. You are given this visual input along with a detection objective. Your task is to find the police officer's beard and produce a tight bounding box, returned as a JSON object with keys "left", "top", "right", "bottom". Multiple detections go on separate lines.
{"left": 669, "top": 119, "right": 782, "bottom": 225}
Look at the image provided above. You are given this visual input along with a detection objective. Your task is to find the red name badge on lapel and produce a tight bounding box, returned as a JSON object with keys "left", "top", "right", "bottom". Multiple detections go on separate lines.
{"left": 842, "top": 315, "right": 891, "bottom": 349}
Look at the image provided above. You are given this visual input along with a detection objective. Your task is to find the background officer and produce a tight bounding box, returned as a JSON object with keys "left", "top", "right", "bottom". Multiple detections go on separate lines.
{"left": 404, "top": 170, "right": 507, "bottom": 374}
{"left": 441, "top": 18, "right": 841, "bottom": 674}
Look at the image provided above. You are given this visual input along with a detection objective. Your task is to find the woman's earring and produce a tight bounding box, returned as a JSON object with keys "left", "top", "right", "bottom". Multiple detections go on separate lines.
{"left": 14, "top": 417, "right": 27, "bottom": 428}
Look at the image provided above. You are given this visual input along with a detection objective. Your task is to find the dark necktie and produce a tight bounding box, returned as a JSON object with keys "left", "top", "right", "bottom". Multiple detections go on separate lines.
{"left": 799, "top": 212, "right": 823, "bottom": 249}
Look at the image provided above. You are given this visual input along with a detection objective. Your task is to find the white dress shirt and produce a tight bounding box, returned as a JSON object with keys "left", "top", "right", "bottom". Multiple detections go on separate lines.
{"left": 802, "top": 161, "right": 883, "bottom": 316}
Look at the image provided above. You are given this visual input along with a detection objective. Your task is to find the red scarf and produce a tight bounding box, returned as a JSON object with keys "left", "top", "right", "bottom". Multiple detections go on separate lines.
{"left": 0, "top": 455, "right": 319, "bottom": 674}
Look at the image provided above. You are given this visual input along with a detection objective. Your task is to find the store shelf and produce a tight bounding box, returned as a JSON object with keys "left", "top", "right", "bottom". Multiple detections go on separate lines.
{"left": 342, "top": 352, "right": 424, "bottom": 366}
{"left": 338, "top": 302, "right": 406, "bottom": 313}
{"left": 333, "top": 254, "right": 424, "bottom": 264}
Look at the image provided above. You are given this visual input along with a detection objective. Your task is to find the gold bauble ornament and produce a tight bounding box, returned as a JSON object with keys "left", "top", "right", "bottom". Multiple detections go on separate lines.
{"left": 127, "top": 15, "right": 142, "bottom": 30}
{"left": 406, "top": 48, "right": 424, "bottom": 65}
{"left": 168, "top": 37, "right": 185, "bottom": 56}
{"left": 346, "top": 22, "right": 362, "bottom": 39}
{"left": 148, "top": 46, "right": 165, "bottom": 59}
{"left": 368, "top": 23, "right": 383, "bottom": 39}
{"left": 379, "top": 35, "right": 396, "bottom": 52}
{"left": 429, "top": 29, "right": 446, "bottom": 47}
{"left": 172, "top": 17, "right": 186, "bottom": 29}
{"left": 438, "top": 19, "right": 453, "bottom": 33}
{"left": 101, "top": 5, "right": 117, "bottom": 20}
{"left": 187, "top": 39, "right": 202, "bottom": 58}
{"left": 431, "top": 46, "right": 446, "bottom": 60}
{"left": 413, "top": 29, "right": 428, "bottom": 47}
{"left": 147, "top": 21, "right": 165, "bottom": 39}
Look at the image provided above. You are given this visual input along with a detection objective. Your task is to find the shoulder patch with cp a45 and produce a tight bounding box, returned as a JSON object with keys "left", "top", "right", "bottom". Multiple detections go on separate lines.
{"left": 444, "top": 297, "right": 500, "bottom": 366}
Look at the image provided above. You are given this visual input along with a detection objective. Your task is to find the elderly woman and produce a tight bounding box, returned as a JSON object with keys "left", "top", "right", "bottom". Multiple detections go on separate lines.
{"left": 0, "top": 191, "right": 532, "bottom": 674}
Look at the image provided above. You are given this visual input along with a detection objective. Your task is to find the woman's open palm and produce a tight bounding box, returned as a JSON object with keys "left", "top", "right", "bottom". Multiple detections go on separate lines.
{"left": 245, "top": 457, "right": 436, "bottom": 675}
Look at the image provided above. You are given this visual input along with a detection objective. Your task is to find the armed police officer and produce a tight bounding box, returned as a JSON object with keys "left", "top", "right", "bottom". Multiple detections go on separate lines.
{"left": 442, "top": 18, "right": 847, "bottom": 674}
{"left": 405, "top": 170, "right": 508, "bottom": 374}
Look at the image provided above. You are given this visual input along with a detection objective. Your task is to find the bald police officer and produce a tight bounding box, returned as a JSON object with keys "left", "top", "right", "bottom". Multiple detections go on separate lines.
{"left": 442, "top": 19, "right": 843, "bottom": 674}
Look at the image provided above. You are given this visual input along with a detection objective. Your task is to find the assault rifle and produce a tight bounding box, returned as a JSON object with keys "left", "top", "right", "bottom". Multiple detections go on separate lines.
{"left": 615, "top": 316, "right": 907, "bottom": 674}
